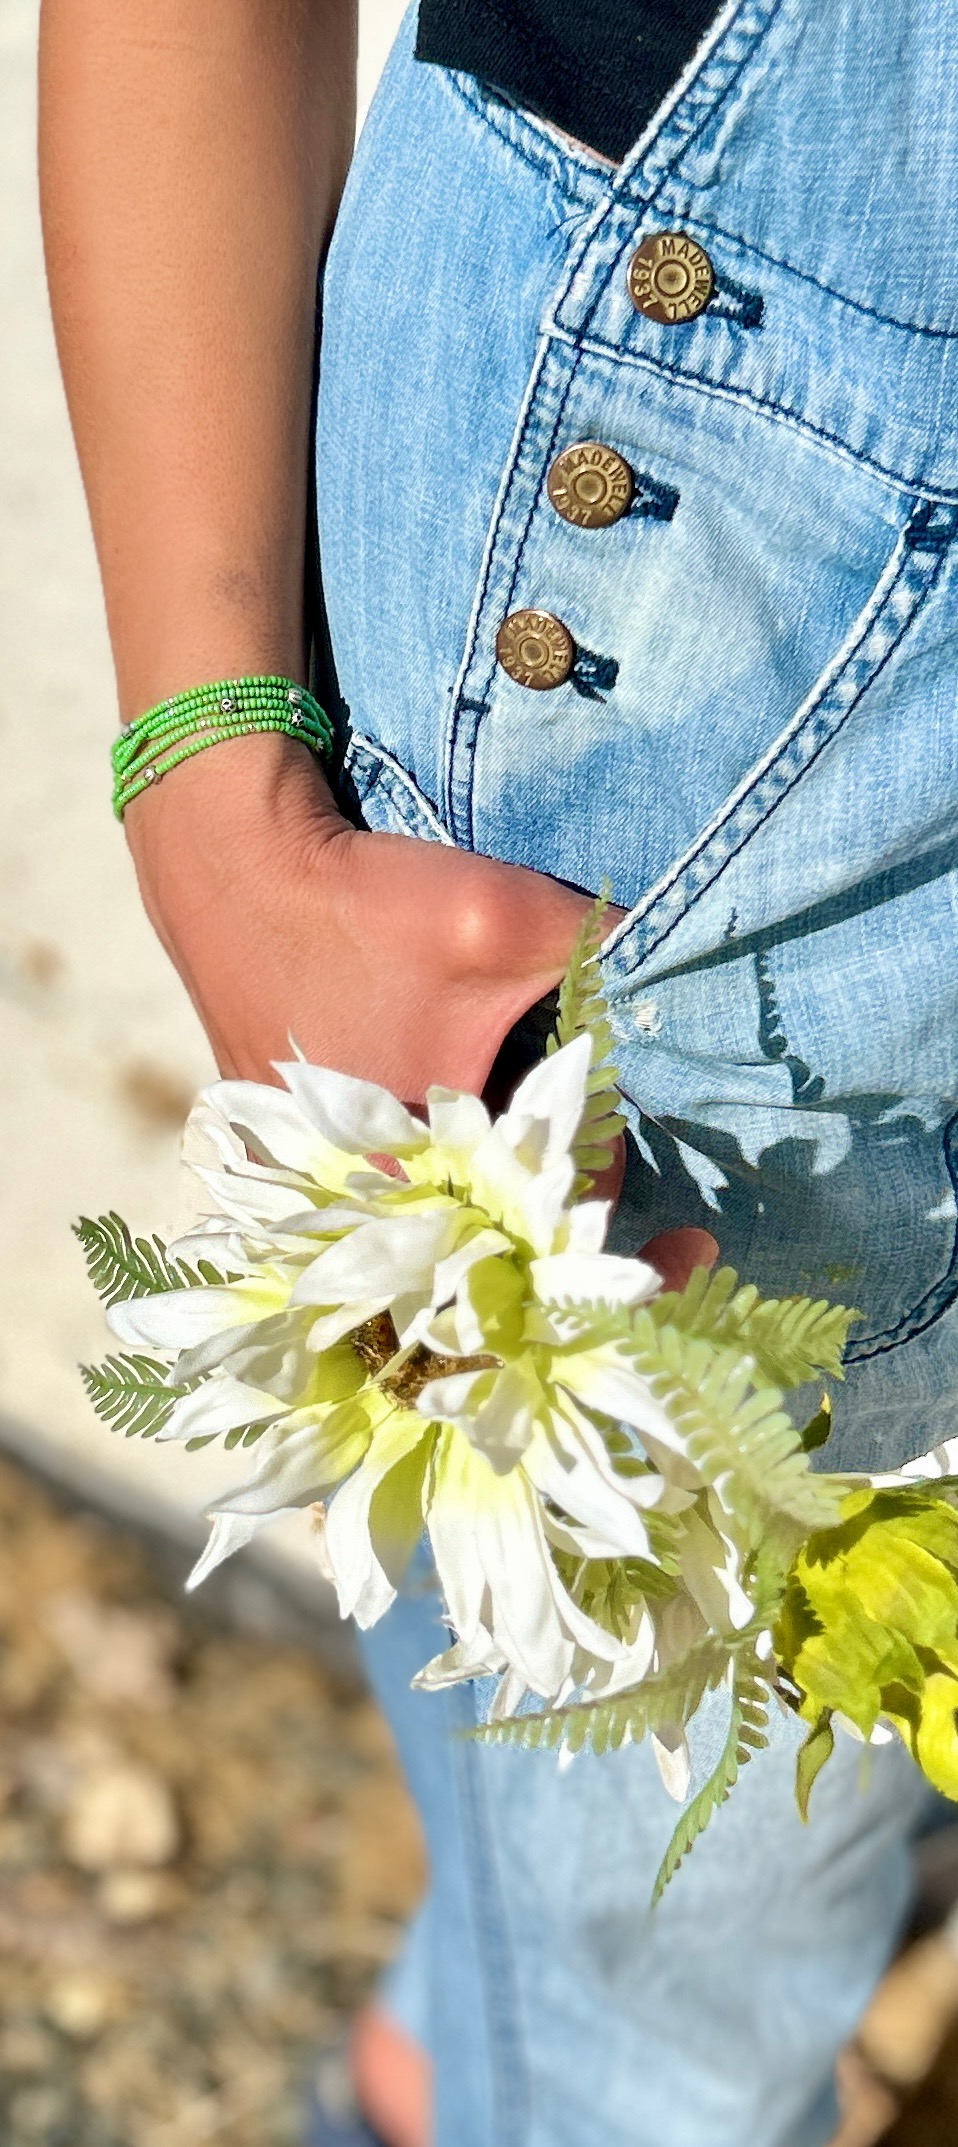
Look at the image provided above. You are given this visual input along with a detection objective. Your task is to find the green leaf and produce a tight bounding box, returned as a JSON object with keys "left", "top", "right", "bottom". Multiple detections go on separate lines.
{"left": 472, "top": 1632, "right": 735, "bottom": 1758}
{"left": 623, "top": 1314, "right": 842, "bottom": 1537}
{"left": 548, "top": 890, "right": 625, "bottom": 1196}
{"left": 652, "top": 1655, "right": 770, "bottom": 1903}
{"left": 79, "top": 1352, "right": 191, "bottom": 1440}
{"left": 795, "top": 1712, "right": 835, "bottom": 1822}
{"left": 74, "top": 1211, "right": 231, "bottom": 1307}
{"left": 649, "top": 1265, "right": 856, "bottom": 1389}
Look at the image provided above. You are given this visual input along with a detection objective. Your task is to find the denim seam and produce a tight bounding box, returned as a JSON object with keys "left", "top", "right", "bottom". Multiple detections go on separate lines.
{"left": 344, "top": 734, "right": 452, "bottom": 844}
{"left": 613, "top": 0, "right": 784, "bottom": 209}
{"left": 440, "top": 67, "right": 608, "bottom": 203}
{"left": 441, "top": 2, "right": 783, "bottom": 833}
{"left": 552, "top": 327, "right": 958, "bottom": 504}
{"left": 845, "top": 1112, "right": 958, "bottom": 1360}
{"left": 603, "top": 525, "right": 950, "bottom": 980}
{"left": 453, "top": 1686, "right": 531, "bottom": 2147}
{"left": 662, "top": 210, "right": 958, "bottom": 341}
{"left": 443, "top": 339, "right": 584, "bottom": 842}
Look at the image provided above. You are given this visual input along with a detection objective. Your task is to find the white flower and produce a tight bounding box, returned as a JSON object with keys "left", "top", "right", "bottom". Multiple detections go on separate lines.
{"left": 107, "top": 1035, "right": 723, "bottom": 1703}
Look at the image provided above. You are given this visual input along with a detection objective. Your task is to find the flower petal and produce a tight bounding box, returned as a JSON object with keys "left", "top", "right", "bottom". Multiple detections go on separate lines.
{"left": 417, "top": 1365, "right": 537, "bottom": 1473}
{"left": 186, "top": 1511, "right": 264, "bottom": 1589}
{"left": 557, "top": 1344, "right": 686, "bottom": 1454}
{"left": 159, "top": 1376, "right": 286, "bottom": 1444}
{"left": 425, "top": 1430, "right": 494, "bottom": 1647}
{"left": 525, "top": 1419, "right": 652, "bottom": 1556}
{"left": 202, "top": 1080, "right": 331, "bottom": 1177}
{"left": 424, "top": 1088, "right": 491, "bottom": 1159}
{"left": 531, "top": 1251, "right": 660, "bottom": 1309}
{"left": 107, "top": 1283, "right": 269, "bottom": 1353}
{"left": 277, "top": 1060, "right": 428, "bottom": 1157}
{"left": 412, "top": 1624, "right": 506, "bottom": 1690}
{"left": 324, "top": 1415, "right": 430, "bottom": 1625}
{"left": 292, "top": 1210, "right": 460, "bottom": 1308}
{"left": 498, "top": 1033, "right": 591, "bottom": 1174}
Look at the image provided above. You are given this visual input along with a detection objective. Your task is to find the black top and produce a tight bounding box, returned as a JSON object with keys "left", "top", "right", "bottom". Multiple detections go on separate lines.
{"left": 415, "top": 0, "right": 723, "bottom": 165}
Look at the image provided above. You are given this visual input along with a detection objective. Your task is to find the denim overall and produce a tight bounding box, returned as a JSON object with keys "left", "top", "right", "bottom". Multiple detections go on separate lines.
{"left": 315, "top": 4, "right": 956, "bottom": 2138}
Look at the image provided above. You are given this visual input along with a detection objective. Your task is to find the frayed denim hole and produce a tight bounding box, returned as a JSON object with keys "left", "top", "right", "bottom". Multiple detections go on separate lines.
{"left": 571, "top": 646, "right": 619, "bottom": 701}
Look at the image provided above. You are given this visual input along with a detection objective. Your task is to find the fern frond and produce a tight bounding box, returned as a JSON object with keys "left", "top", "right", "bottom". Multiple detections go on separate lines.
{"left": 624, "top": 1314, "right": 842, "bottom": 1536}
{"left": 473, "top": 1632, "right": 734, "bottom": 1757}
{"left": 80, "top": 1351, "right": 273, "bottom": 1453}
{"left": 651, "top": 1654, "right": 770, "bottom": 1902}
{"left": 650, "top": 1265, "right": 856, "bottom": 1389}
{"left": 548, "top": 890, "right": 626, "bottom": 1195}
{"left": 74, "top": 1211, "right": 230, "bottom": 1307}
{"left": 79, "top": 1352, "right": 190, "bottom": 1439}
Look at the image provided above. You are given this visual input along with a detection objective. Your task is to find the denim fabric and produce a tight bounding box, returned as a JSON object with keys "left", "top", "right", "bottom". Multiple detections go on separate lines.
{"left": 316, "top": 5, "right": 956, "bottom": 2137}
{"left": 360, "top": 1553, "right": 925, "bottom": 2147}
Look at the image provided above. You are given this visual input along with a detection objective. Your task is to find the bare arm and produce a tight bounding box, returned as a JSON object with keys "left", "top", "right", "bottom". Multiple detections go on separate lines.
{"left": 39, "top": 0, "right": 353, "bottom": 709}
{"left": 39, "top": 0, "right": 594, "bottom": 1099}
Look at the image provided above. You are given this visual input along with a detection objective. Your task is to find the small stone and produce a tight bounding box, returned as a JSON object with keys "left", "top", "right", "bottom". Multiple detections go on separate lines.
{"left": 97, "top": 1865, "right": 170, "bottom": 1924}
{"left": 44, "top": 1972, "right": 122, "bottom": 2041}
{"left": 8, "top": 2084, "right": 72, "bottom": 2137}
{"left": 0, "top": 2019, "right": 59, "bottom": 2076}
{"left": 62, "top": 1762, "right": 179, "bottom": 1872}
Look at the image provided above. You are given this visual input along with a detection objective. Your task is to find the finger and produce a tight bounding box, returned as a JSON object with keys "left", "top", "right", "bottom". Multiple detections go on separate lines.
{"left": 642, "top": 1226, "right": 719, "bottom": 1293}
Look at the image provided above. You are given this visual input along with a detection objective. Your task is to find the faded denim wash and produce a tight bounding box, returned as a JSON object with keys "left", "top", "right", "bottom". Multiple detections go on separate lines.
{"left": 315, "top": 2, "right": 957, "bottom": 2138}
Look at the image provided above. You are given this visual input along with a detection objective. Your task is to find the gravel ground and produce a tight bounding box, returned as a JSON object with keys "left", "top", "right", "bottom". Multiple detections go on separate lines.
{"left": 0, "top": 1454, "right": 424, "bottom": 2147}
{"left": 2, "top": 1446, "right": 958, "bottom": 2147}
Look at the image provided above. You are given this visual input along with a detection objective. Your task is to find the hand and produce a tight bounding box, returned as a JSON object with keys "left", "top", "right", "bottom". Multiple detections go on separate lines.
{"left": 125, "top": 732, "right": 601, "bottom": 1100}
{"left": 127, "top": 733, "right": 719, "bottom": 1289}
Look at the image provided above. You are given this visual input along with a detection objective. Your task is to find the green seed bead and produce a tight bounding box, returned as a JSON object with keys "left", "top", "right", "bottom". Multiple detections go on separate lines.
{"left": 111, "top": 675, "right": 332, "bottom": 818}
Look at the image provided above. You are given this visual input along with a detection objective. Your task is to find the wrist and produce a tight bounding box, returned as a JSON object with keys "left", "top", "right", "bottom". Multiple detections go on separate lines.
{"left": 124, "top": 726, "right": 345, "bottom": 921}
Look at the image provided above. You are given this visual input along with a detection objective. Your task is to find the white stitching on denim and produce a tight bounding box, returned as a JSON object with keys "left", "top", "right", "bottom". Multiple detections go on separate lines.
{"left": 602, "top": 522, "right": 946, "bottom": 978}
{"left": 550, "top": 327, "right": 958, "bottom": 504}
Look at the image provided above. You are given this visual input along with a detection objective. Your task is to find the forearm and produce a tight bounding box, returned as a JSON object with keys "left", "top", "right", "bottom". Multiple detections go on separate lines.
{"left": 38, "top": 0, "right": 357, "bottom": 718}
{"left": 37, "top": 0, "right": 595, "bottom": 1100}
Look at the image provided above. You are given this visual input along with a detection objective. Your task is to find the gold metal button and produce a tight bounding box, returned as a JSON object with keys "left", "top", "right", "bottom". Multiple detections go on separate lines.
{"left": 547, "top": 441, "right": 635, "bottom": 529}
{"left": 627, "top": 231, "right": 714, "bottom": 325}
{"left": 495, "top": 609, "right": 575, "bottom": 690}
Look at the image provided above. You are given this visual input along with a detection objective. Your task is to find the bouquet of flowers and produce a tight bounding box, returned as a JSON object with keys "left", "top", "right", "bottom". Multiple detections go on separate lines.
{"left": 76, "top": 907, "right": 958, "bottom": 1898}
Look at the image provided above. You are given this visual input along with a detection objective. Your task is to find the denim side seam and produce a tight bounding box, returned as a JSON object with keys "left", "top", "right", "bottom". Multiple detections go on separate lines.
{"left": 342, "top": 734, "right": 453, "bottom": 843}
{"left": 602, "top": 515, "right": 956, "bottom": 983}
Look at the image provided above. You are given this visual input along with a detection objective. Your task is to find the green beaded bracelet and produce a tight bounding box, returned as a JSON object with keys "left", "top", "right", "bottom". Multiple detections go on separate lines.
{"left": 111, "top": 675, "right": 333, "bottom": 819}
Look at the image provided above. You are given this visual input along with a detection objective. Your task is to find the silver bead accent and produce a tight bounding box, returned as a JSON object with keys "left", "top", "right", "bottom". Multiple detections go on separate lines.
{"left": 143, "top": 766, "right": 157, "bottom": 784}
{"left": 220, "top": 692, "right": 238, "bottom": 714}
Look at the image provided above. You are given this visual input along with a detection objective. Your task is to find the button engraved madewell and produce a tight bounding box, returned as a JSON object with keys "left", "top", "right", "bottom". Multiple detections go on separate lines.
{"left": 627, "top": 231, "right": 714, "bottom": 324}
{"left": 547, "top": 442, "right": 635, "bottom": 529}
{"left": 495, "top": 610, "right": 576, "bottom": 690}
